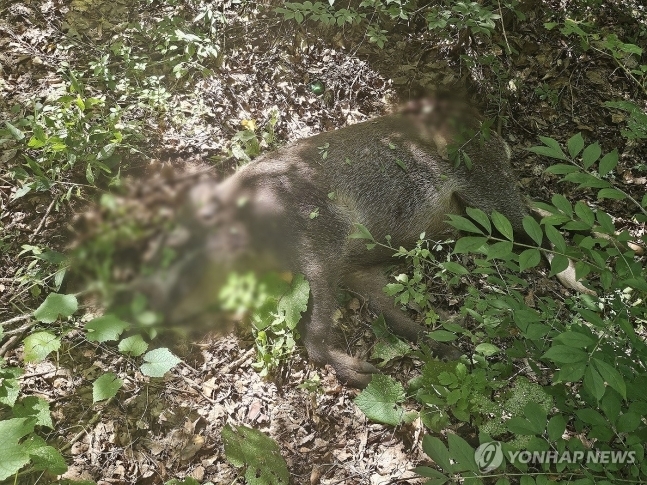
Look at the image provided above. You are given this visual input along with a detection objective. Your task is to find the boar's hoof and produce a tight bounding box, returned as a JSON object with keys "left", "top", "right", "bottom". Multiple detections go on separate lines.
{"left": 326, "top": 349, "right": 379, "bottom": 388}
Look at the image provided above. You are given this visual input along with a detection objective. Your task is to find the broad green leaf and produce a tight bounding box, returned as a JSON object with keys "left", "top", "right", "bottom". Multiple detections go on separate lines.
{"left": 597, "top": 188, "right": 625, "bottom": 200}
{"left": 551, "top": 194, "right": 573, "bottom": 217}
{"left": 556, "top": 362, "right": 587, "bottom": 382}
{"left": 507, "top": 417, "right": 540, "bottom": 435}
{"left": 0, "top": 418, "right": 35, "bottom": 480}
{"left": 97, "top": 143, "right": 116, "bottom": 161}
{"left": 222, "top": 424, "right": 289, "bottom": 485}
{"left": 544, "top": 164, "right": 579, "bottom": 174}
{"left": 581, "top": 143, "right": 601, "bottom": 168}
{"left": 22, "top": 435, "right": 67, "bottom": 474}
{"left": 519, "top": 249, "right": 541, "bottom": 271}
{"left": 5, "top": 121, "right": 25, "bottom": 140}
{"left": 596, "top": 210, "right": 615, "bottom": 233}
{"left": 617, "top": 412, "right": 641, "bottom": 433}
{"left": 563, "top": 172, "right": 610, "bottom": 189}
{"left": 567, "top": 133, "right": 584, "bottom": 158}
{"left": 140, "top": 348, "right": 181, "bottom": 377}
{"left": 348, "top": 223, "right": 375, "bottom": 241}
{"left": 454, "top": 236, "right": 488, "bottom": 253}
{"left": 474, "top": 343, "right": 499, "bottom": 356}
{"left": 93, "top": 373, "right": 123, "bottom": 403}
{"left": 524, "top": 402, "right": 547, "bottom": 435}
{"left": 583, "top": 366, "right": 605, "bottom": 401}
{"left": 277, "top": 273, "right": 309, "bottom": 329}
{"left": 528, "top": 144, "right": 566, "bottom": 160}
{"left": 0, "top": 369, "right": 21, "bottom": 407}
{"left": 13, "top": 397, "right": 53, "bottom": 428}
{"left": 554, "top": 331, "right": 596, "bottom": 348}
{"left": 447, "top": 214, "right": 485, "bottom": 234}
{"left": 465, "top": 207, "right": 491, "bottom": 233}
{"left": 491, "top": 211, "right": 514, "bottom": 241}
{"left": 547, "top": 414, "right": 566, "bottom": 441}
{"left": 23, "top": 332, "right": 61, "bottom": 362}
{"left": 575, "top": 408, "right": 607, "bottom": 426}
{"left": 355, "top": 374, "right": 408, "bottom": 426}
{"left": 593, "top": 359, "right": 626, "bottom": 399}
{"left": 428, "top": 330, "right": 458, "bottom": 342}
{"left": 33, "top": 293, "right": 78, "bottom": 323}
{"left": 447, "top": 433, "right": 478, "bottom": 472}
{"left": 440, "top": 261, "right": 469, "bottom": 275}
{"left": 85, "top": 315, "right": 130, "bottom": 342}
{"left": 542, "top": 345, "right": 588, "bottom": 364}
{"left": 118, "top": 335, "right": 148, "bottom": 356}
{"left": 544, "top": 225, "right": 566, "bottom": 253}
{"left": 574, "top": 202, "right": 595, "bottom": 226}
{"left": 549, "top": 254, "right": 569, "bottom": 276}
{"left": 522, "top": 216, "right": 543, "bottom": 246}
{"left": 598, "top": 150, "right": 618, "bottom": 176}
{"left": 422, "top": 435, "right": 453, "bottom": 472}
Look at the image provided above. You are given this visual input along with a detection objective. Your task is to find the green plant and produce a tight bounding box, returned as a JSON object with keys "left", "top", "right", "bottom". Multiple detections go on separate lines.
{"left": 230, "top": 109, "right": 280, "bottom": 163}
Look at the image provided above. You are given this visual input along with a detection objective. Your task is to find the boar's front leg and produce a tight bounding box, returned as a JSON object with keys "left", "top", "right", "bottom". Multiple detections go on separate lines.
{"left": 345, "top": 267, "right": 463, "bottom": 360}
{"left": 298, "top": 262, "right": 379, "bottom": 388}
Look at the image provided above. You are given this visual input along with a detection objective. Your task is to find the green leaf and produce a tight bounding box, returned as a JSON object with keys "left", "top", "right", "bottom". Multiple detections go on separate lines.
{"left": 528, "top": 145, "right": 567, "bottom": 160}
{"left": 542, "top": 345, "right": 589, "bottom": 364}
{"left": 596, "top": 210, "right": 615, "bottom": 233}
{"left": 554, "top": 331, "right": 596, "bottom": 348}
{"left": 567, "top": 133, "right": 584, "bottom": 158}
{"left": 222, "top": 424, "right": 289, "bottom": 485}
{"left": 581, "top": 143, "right": 601, "bottom": 169}
{"left": 592, "top": 359, "right": 626, "bottom": 399}
{"left": 551, "top": 194, "right": 573, "bottom": 217}
{"left": 93, "top": 373, "right": 123, "bottom": 403}
{"left": 13, "top": 397, "right": 53, "bottom": 428}
{"left": 524, "top": 402, "right": 547, "bottom": 434}
{"left": 574, "top": 202, "right": 595, "bottom": 226}
{"left": 544, "top": 225, "right": 566, "bottom": 253}
{"left": 118, "top": 335, "right": 148, "bottom": 356}
{"left": 23, "top": 332, "right": 61, "bottom": 362}
{"left": 85, "top": 315, "right": 130, "bottom": 342}
{"left": 617, "top": 412, "right": 641, "bottom": 433}
{"left": 140, "top": 348, "right": 181, "bottom": 377}
{"left": 22, "top": 435, "right": 67, "bottom": 474}
{"left": 440, "top": 261, "right": 469, "bottom": 275}
{"left": 507, "top": 417, "right": 540, "bottom": 435}
{"left": 5, "top": 121, "right": 25, "bottom": 141}
{"left": 583, "top": 366, "right": 605, "bottom": 401}
{"left": 544, "top": 164, "right": 579, "bottom": 174}
{"left": 348, "top": 223, "right": 375, "bottom": 241}
{"left": 519, "top": 249, "right": 541, "bottom": 271}
{"left": 547, "top": 414, "right": 566, "bottom": 441}
{"left": 454, "top": 236, "right": 488, "bottom": 253}
{"left": 0, "top": 418, "right": 35, "bottom": 480}
{"left": 549, "top": 254, "right": 569, "bottom": 276}
{"left": 465, "top": 207, "right": 491, "bottom": 233}
{"left": 491, "top": 211, "right": 514, "bottom": 241}
{"left": 97, "top": 143, "right": 116, "bottom": 161}
{"left": 447, "top": 214, "right": 485, "bottom": 234}
{"left": 474, "top": 343, "right": 499, "bottom": 356}
{"left": 277, "top": 273, "right": 310, "bottom": 330}
{"left": 0, "top": 368, "right": 21, "bottom": 407}
{"left": 597, "top": 188, "right": 626, "bottom": 200}
{"left": 355, "top": 374, "right": 408, "bottom": 426}
{"left": 598, "top": 150, "right": 618, "bottom": 176}
{"left": 486, "top": 241, "right": 514, "bottom": 260}
{"left": 33, "top": 293, "right": 78, "bottom": 323}
{"left": 563, "top": 172, "right": 610, "bottom": 189}
{"left": 522, "top": 216, "right": 543, "bottom": 246}
{"left": 428, "top": 330, "right": 458, "bottom": 342}
{"left": 447, "top": 433, "right": 478, "bottom": 472}
{"left": 422, "top": 435, "right": 453, "bottom": 472}
{"left": 575, "top": 408, "right": 607, "bottom": 426}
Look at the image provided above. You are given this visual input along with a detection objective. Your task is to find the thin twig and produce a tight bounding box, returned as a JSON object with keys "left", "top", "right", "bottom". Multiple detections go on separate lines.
{"left": 0, "top": 313, "right": 31, "bottom": 327}
{"left": 30, "top": 198, "right": 56, "bottom": 241}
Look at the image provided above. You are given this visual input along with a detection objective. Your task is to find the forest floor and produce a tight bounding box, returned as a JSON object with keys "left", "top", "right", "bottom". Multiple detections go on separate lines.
{"left": 0, "top": 0, "right": 646, "bottom": 484}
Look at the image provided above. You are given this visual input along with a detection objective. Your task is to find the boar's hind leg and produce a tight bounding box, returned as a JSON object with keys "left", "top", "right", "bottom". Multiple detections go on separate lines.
{"left": 345, "top": 267, "right": 462, "bottom": 360}
{"left": 298, "top": 265, "right": 379, "bottom": 388}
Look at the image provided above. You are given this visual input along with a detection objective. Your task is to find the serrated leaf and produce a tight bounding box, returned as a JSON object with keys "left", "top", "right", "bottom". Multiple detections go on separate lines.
{"left": 85, "top": 315, "right": 130, "bottom": 342}
{"left": 23, "top": 332, "right": 61, "bottom": 362}
{"left": 22, "top": 435, "right": 67, "bottom": 474}
{"left": 277, "top": 273, "right": 309, "bottom": 329}
{"left": 13, "top": 397, "right": 53, "bottom": 428}
{"left": 598, "top": 150, "right": 618, "bottom": 176}
{"left": 0, "top": 418, "right": 35, "bottom": 480}
{"left": 118, "top": 335, "right": 148, "bottom": 356}
{"left": 491, "top": 211, "right": 514, "bottom": 241}
{"left": 93, "top": 373, "right": 123, "bottom": 403}
{"left": 567, "top": 133, "right": 584, "bottom": 158}
{"left": 33, "top": 293, "right": 78, "bottom": 323}
{"left": 355, "top": 374, "right": 407, "bottom": 425}
{"left": 519, "top": 249, "right": 541, "bottom": 271}
{"left": 140, "top": 348, "right": 181, "bottom": 377}
{"left": 222, "top": 424, "right": 289, "bottom": 485}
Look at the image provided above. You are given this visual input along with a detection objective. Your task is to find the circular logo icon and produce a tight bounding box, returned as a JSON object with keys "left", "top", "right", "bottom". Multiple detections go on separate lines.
{"left": 475, "top": 441, "right": 503, "bottom": 473}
